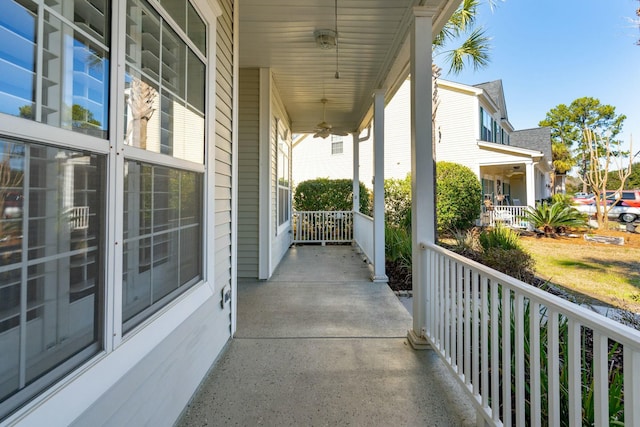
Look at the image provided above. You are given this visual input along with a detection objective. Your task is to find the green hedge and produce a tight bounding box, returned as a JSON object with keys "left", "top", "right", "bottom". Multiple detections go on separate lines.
{"left": 293, "top": 178, "right": 371, "bottom": 214}
{"left": 436, "top": 161, "right": 482, "bottom": 232}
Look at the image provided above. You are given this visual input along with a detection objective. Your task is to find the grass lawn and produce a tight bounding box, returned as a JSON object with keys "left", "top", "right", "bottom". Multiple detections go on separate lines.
{"left": 520, "top": 230, "right": 640, "bottom": 313}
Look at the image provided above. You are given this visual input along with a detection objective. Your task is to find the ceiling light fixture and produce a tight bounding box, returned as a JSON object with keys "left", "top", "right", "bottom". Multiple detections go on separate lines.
{"left": 314, "top": 29, "right": 336, "bottom": 50}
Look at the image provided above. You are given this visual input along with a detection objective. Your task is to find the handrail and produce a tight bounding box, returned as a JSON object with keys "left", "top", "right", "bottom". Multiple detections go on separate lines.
{"left": 353, "top": 212, "right": 374, "bottom": 263}
{"left": 421, "top": 242, "right": 640, "bottom": 426}
{"left": 292, "top": 211, "right": 353, "bottom": 244}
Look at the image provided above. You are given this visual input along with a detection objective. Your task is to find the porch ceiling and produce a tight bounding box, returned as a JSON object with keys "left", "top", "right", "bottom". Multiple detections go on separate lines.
{"left": 238, "top": 0, "right": 459, "bottom": 134}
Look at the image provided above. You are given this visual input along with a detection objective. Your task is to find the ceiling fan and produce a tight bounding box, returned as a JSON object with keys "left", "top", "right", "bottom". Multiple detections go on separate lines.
{"left": 314, "top": 98, "right": 348, "bottom": 139}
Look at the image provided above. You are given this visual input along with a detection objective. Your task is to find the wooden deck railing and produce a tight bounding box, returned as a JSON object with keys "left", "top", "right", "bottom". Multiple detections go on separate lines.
{"left": 292, "top": 211, "right": 353, "bottom": 244}
{"left": 421, "top": 242, "right": 640, "bottom": 426}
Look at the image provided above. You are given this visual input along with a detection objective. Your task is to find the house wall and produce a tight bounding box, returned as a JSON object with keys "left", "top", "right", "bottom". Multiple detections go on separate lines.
{"left": 436, "top": 85, "right": 482, "bottom": 175}
{"left": 270, "top": 77, "right": 292, "bottom": 272}
{"left": 3, "top": 0, "right": 235, "bottom": 425}
{"left": 238, "top": 68, "right": 260, "bottom": 278}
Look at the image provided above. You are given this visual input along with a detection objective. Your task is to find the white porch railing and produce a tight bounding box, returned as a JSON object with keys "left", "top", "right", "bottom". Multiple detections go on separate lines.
{"left": 422, "top": 242, "right": 640, "bottom": 426}
{"left": 482, "top": 206, "right": 529, "bottom": 229}
{"left": 292, "top": 211, "right": 353, "bottom": 244}
{"left": 67, "top": 206, "right": 90, "bottom": 230}
{"left": 353, "top": 212, "right": 374, "bottom": 263}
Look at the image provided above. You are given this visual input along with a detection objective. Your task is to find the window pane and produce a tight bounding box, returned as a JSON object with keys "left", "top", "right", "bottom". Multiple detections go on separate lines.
{"left": 0, "top": 0, "right": 110, "bottom": 138}
{"left": 187, "top": 2, "right": 206, "bottom": 54}
{"left": 187, "top": 49, "right": 204, "bottom": 113}
{"left": 0, "top": 0, "right": 37, "bottom": 119}
{"left": 122, "top": 161, "right": 202, "bottom": 331}
{"left": 124, "top": 0, "right": 204, "bottom": 164}
{"left": 160, "top": 0, "right": 185, "bottom": 32}
{"left": 0, "top": 139, "right": 104, "bottom": 419}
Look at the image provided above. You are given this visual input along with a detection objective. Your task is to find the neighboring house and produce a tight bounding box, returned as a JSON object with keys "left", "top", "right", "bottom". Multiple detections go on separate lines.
{"left": 0, "top": 1, "right": 460, "bottom": 425}
{"left": 293, "top": 79, "right": 553, "bottom": 208}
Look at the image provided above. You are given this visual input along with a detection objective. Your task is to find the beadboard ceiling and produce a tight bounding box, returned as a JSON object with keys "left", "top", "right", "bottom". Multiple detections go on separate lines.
{"left": 239, "top": 0, "right": 459, "bottom": 134}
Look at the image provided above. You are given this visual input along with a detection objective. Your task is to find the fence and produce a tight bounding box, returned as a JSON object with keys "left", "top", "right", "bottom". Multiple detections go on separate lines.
{"left": 353, "top": 212, "right": 374, "bottom": 263}
{"left": 422, "top": 242, "right": 640, "bottom": 426}
{"left": 292, "top": 211, "right": 353, "bottom": 244}
{"left": 482, "top": 205, "right": 529, "bottom": 229}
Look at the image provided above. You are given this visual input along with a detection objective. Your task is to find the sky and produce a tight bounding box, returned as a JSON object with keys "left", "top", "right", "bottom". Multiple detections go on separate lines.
{"left": 441, "top": 0, "right": 640, "bottom": 156}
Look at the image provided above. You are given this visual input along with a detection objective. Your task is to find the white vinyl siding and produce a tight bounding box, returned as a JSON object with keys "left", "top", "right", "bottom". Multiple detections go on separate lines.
{"left": 237, "top": 68, "right": 259, "bottom": 278}
{"left": 214, "top": 0, "right": 234, "bottom": 290}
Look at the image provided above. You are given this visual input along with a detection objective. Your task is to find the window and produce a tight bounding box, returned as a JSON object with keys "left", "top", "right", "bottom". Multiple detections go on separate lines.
{"left": 0, "top": 139, "right": 105, "bottom": 419}
{"left": 122, "top": 0, "right": 206, "bottom": 330}
{"left": 0, "top": 0, "right": 210, "bottom": 418}
{"left": 331, "top": 135, "right": 343, "bottom": 155}
{"left": 277, "top": 123, "right": 290, "bottom": 228}
{"left": 0, "top": 0, "right": 110, "bottom": 139}
{"left": 123, "top": 0, "right": 206, "bottom": 164}
{"left": 122, "top": 161, "right": 202, "bottom": 331}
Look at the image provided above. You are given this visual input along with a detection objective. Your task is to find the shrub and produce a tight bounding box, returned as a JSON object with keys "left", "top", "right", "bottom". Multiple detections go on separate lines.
{"left": 522, "top": 201, "right": 588, "bottom": 236}
{"left": 384, "top": 174, "right": 411, "bottom": 230}
{"left": 385, "top": 223, "right": 412, "bottom": 267}
{"left": 478, "top": 224, "right": 522, "bottom": 251}
{"left": 293, "top": 178, "right": 371, "bottom": 214}
{"left": 479, "top": 247, "right": 535, "bottom": 283}
{"left": 436, "top": 162, "right": 483, "bottom": 233}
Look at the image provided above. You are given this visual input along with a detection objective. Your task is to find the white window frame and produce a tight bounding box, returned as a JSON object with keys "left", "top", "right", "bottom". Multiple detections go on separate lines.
{"left": 276, "top": 119, "right": 291, "bottom": 235}
{"left": 330, "top": 135, "right": 343, "bottom": 155}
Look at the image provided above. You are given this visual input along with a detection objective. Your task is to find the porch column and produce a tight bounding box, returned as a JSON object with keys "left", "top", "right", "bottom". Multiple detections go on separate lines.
{"left": 408, "top": 7, "right": 435, "bottom": 349}
{"left": 371, "top": 89, "right": 388, "bottom": 282}
{"left": 526, "top": 162, "right": 536, "bottom": 207}
{"left": 352, "top": 133, "right": 360, "bottom": 213}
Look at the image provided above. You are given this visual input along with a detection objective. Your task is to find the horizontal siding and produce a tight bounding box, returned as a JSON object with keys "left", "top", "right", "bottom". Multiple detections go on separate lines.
{"left": 237, "top": 68, "right": 260, "bottom": 278}
{"left": 215, "top": 0, "right": 234, "bottom": 290}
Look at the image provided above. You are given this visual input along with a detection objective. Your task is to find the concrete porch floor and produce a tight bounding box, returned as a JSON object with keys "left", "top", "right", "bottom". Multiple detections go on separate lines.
{"left": 176, "top": 245, "right": 475, "bottom": 426}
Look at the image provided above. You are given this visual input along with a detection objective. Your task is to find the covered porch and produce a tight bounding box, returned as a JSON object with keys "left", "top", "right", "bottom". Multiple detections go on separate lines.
{"left": 177, "top": 245, "right": 475, "bottom": 426}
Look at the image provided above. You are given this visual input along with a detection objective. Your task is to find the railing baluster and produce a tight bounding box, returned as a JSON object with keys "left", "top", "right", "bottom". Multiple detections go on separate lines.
{"left": 515, "top": 294, "right": 525, "bottom": 426}
{"left": 481, "top": 276, "right": 489, "bottom": 410}
{"left": 457, "top": 262, "right": 464, "bottom": 375}
{"left": 464, "top": 266, "right": 472, "bottom": 387}
{"left": 530, "top": 301, "right": 541, "bottom": 427}
{"left": 548, "top": 310, "right": 560, "bottom": 426}
{"left": 502, "top": 287, "right": 511, "bottom": 427}
{"left": 593, "top": 332, "right": 609, "bottom": 427}
{"left": 491, "top": 279, "right": 500, "bottom": 423}
{"left": 472, "top": 269, "right": 480, "bottom": 398}
{"left": 624, "top": 346, "right": 640, "bottom": 426}
{"left": 568, "top": 319, "right": 581, "bottom": 427}
{"left": 445, "top": 257, "right": 451, "bottom": 362}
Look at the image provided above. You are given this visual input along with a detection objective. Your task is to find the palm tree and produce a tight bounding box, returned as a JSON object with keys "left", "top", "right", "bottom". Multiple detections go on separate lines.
{"left": 431, "top": 0, "right": 496, "bottom": 148}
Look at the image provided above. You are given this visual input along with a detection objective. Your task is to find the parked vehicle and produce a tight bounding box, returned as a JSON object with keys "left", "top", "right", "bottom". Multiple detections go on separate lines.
{"left": 574, "top": 199, "right": 640, "bottom": 223}
{"left": 571, "top": 193, "right": 594, "bottom": 205}
{"left": 610, "top": 189, "right": 640, "bottom": 207}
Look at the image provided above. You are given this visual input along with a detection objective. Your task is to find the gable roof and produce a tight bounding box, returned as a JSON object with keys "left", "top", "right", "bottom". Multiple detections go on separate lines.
{"left": 474, "top": 80, "right": 508, "bottom": 121}
{"left": 510, "top": 127, "right": 552, "bottom": 164}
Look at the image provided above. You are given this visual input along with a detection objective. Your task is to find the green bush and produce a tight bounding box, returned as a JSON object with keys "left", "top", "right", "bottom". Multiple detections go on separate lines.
{"left": 384, "top": 174, "right": 412, "bottom": 230}
{"left": 478, "top": 224, "right": 522, "bottom": 251}
{"left": 522, "top": 201, "right": 588, "bottom": 236}
{"left": 436, "top": 162, "right": 482, "bottom": 233}
{"left": 385, "top": 223, "right": 412, "bottom": 267}
{"left": 293, "top": 178, "right": 370, "bottom": 214}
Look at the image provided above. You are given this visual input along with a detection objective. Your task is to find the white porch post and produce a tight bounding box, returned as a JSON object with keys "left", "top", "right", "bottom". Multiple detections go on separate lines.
{"left": 371, "top": 90, "right": 388, "bottom": 282}
{"left": 526, "top": 162, "right": 536, "bottom": 207}
{"left": 408, "top": 7, "right": 435, "bottom": 348}
{"left": 352, "top": 132, "right": 360, "bottom": 213}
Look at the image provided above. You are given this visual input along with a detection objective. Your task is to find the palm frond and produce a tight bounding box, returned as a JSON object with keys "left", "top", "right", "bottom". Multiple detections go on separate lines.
{"left": 442, "top": 28, "right": 492, "bottom": 75}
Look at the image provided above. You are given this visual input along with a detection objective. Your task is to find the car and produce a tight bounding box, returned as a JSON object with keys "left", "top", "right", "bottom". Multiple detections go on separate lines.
{"left": 574, "top": 200, "right": 640, "bottom": 223}
{"left": 572, "top": 192, "right": 596, "bottom": 204}
{"left": 608, "top": 189, "right": 640, "bottom": 208}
